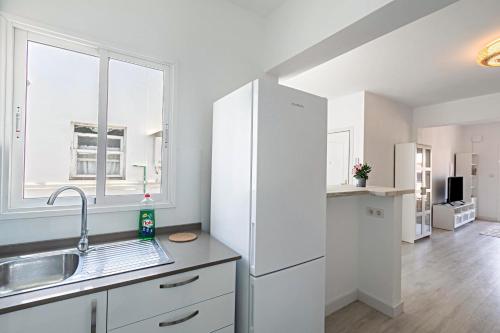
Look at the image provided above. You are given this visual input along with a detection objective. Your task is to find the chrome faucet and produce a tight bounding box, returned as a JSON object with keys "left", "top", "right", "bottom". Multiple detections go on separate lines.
{"left": 47, "top": 186, "right": 90, "bottom": 253}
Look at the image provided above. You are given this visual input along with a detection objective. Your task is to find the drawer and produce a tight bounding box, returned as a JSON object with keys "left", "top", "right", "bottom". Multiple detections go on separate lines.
{"left": 108, "top": 262, "right": 235, "bottom": 329}
{"left": 109, "top": 293, "right": 235, "bottom": 333}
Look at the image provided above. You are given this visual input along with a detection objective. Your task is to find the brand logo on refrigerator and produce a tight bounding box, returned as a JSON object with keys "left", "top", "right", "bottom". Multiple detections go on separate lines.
{"left": 291, "top": 102, "right": 304, "bottom": 108}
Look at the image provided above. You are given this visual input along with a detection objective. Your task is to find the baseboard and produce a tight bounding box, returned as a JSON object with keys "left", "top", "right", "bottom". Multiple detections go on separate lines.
{"left": 357, "top": 290, "right": 403, "bottom": 318}
{"left": 325, "top": 290, "right": 404, "bottom": 318}
{"left": 477, "top": 216, "right": 500, "bottom": 223}
{"left": 325, "top": 290, "right": 358, "bottom": 316}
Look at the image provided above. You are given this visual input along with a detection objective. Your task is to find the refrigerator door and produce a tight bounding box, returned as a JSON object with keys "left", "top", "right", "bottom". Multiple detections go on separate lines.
{"left": 250, "top": 79, "right": 327, "bottom": 277}
{"left": 249, "top": 257, "right": 325, "bottom": 333}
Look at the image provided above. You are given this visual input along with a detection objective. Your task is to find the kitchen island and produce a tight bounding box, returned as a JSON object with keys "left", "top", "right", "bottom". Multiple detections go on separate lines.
{"left": 326, "top": 185, "right": 413, "bottom": 318}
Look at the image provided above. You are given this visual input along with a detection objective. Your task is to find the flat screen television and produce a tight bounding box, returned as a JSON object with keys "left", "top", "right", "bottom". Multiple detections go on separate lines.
{"left": 447, "top": 177, "right": 463, "bottom": 203}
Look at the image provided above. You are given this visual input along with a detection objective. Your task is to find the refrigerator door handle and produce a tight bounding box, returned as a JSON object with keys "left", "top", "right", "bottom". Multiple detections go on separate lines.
{"left": 249, "top": 281, "right": 255, "bottom": 333}
{"left": 250, "top": 220, "right": 256, "bottom": 272}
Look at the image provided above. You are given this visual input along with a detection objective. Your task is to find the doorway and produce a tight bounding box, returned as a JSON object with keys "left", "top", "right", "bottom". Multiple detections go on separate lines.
{"left": 327, "top": 130, "right": 351, "bottom": 186}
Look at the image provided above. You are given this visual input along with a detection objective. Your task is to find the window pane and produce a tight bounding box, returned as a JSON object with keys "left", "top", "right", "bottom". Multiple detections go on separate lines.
{"left": 77, "top": 136, "right": 98, "bottom": 150}
{"left": 24, "top": 42, "right": 99, "bottom": 198}
{"left": 107, "top": 137, "right": 122, "bottom": 151}
{"left": 76, "top": 152, "right": 97, "bottom": 176}
{"left": 106, "top": 160, "right": 121, "bottom": 176}
{"left": 106, "top": 59, "right": 164, "bottom": 195}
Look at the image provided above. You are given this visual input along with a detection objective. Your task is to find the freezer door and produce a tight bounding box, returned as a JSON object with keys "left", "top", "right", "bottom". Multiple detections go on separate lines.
{"left": 251, "top": 79, "right": 327, "bottom": 276}
{"left": 249, "top": 257, "right": 325, "bottom": 333}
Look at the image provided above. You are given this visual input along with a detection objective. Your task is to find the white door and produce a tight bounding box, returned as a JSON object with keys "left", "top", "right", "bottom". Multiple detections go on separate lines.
{"left": 251, "top": 79, "right": 327, "bottom": 277}
{"left": 0, "top": 292, "right": 107, "bottom": 333}
{"left": 327, "top": 131, "right": 351, "bottom": 186}
{"left": 250, "top": 257, "right": 325, "bottom": 333}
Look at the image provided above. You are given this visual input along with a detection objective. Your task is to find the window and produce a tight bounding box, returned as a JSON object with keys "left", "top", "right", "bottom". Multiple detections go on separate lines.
{"left": 2, "top": 24, "right": 173, "bottom": 212}
{"left": 71, "top": 123, "right": 126, "bottom": 180}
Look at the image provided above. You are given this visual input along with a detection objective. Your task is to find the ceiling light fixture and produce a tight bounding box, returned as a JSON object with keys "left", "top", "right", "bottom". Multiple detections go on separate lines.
{"left": 477, "top": 38, "right": 500, "bottom": 67}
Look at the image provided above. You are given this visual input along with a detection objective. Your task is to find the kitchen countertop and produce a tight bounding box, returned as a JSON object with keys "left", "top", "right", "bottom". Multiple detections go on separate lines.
{"left": 0, "top": 228, "right": 241, "bottom": 315}
{"left": 327, "top": 185, "right": 414, "bottom": 198}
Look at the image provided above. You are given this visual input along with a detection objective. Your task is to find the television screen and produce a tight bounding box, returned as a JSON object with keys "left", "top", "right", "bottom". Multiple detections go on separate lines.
{"left": 448, "top": 177, "right": 463, "bottom": 203}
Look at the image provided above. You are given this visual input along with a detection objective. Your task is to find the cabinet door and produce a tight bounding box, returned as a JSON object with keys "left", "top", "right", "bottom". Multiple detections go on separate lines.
{"left": 0, "top": 292, "right": 107, "bottom": 333}
{"left": 424, "top": 148, "right": 432, "bottom": 169}
{"left": 424, "top": 213, "right": 432, "bottom": 234}
{"left": 416, "top": 147, "right": 424, "bottom": 170}
{"left": 415, "top": 215, "right": 423, "bottom": 237}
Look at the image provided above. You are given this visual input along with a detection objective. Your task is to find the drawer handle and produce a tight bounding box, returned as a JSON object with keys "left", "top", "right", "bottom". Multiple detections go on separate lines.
{"left": 158, "top": 310, "right": 199, "bottom": 327}
{"left": 159, "top": 275, "right": 199, "bottom": 288}
{"left": 90, "top": 300, "right": 97, "bottom": 333}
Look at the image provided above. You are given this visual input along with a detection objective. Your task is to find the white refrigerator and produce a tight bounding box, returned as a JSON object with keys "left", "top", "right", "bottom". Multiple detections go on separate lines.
{"left": 211, "top": 78, "right": 327, "bottom": 333}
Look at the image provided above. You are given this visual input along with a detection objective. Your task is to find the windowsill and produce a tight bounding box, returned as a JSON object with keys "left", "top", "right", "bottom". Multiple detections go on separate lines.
{"left": 0, "top": 201, "right": 175, "bottom": 221}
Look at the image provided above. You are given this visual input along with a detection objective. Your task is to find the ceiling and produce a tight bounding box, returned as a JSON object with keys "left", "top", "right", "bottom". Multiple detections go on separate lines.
{"left": 228, "top": 0, "right": 288, "bottom": 16}
{"left": 281, "top": 0, "right": 500, "bottom": 108}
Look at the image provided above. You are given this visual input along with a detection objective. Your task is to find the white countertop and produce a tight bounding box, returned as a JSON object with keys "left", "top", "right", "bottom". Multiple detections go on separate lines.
{"left": 327, "top": 185, "right": 414, "bottom": 198}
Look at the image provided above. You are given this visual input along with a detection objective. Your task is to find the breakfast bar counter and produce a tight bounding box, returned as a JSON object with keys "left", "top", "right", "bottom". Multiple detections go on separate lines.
{"left": 325, "top": 185, "right": 412, "bottom": 318}
{"left": 327, "top": 185, "right": 414, "bottom": 198}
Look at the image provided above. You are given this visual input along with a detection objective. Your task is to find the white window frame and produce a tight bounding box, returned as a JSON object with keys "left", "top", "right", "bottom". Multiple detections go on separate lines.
{"left": 0, "top": 18, "right": 176, "bottom": 218}
{"left": 70, "top": 123, "right": 126, "bottom": 180}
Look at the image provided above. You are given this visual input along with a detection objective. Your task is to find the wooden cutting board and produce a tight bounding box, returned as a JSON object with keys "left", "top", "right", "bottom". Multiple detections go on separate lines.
{"left": 168, "top": 232, "right": 198, "bottom": 243}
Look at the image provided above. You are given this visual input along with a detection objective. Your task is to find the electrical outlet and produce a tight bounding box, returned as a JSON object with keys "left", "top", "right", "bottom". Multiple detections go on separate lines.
{"left": 374, "top": 208, "right": 384, "bottom": 218}
{"left": 367, "top": 207, "right": 384, "bottom": 218}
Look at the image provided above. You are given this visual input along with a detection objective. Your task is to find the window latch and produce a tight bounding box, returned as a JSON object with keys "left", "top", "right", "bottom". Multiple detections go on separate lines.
{"left": 15, "top": 106, "right": 22, "bottom": 139}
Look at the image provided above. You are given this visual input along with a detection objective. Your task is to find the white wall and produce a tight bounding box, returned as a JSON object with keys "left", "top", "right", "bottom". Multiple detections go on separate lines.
{"left": 364, "top": 92, "right": 412, "bottom": 187}
{"left": 328, "top": 92, "right": 365, "bottom": 165}
{"left": 326, "top": 194, "right": 403, "bottom": 316}
{"left": 326, "top": 196, "right": 359, "bottom": 314}
{"left": 417, "top": 125, "right": 465, "bottom": 204}
{"left": 328, "top": 91, "right": 412, "bottom": 186}
{"left": 414, "top": 92, "right": 500, "bottom": 220}
{"left": 462, "top": 123, "right": 500, "bottom": 221}
{"left": 413, "top": 92, "right": 500, "bottom": 128}
{"left": 0, "top": 0, "right": 265, "bottom": 245}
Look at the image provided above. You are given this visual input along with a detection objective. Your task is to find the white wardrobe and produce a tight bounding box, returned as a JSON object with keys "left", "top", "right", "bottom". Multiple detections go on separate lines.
{"left": 396, "top": 143, "right": 433, "bottom": 243}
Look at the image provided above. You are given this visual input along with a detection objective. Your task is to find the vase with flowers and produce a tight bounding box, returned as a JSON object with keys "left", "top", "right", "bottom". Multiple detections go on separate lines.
{"left": 352, "top": 162, "right": 372, "bottom": 187}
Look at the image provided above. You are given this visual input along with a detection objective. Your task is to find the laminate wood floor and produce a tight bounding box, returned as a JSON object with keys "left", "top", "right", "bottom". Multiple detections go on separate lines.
{"left": 325, "top": 221, "right": 500, "bottom": 333}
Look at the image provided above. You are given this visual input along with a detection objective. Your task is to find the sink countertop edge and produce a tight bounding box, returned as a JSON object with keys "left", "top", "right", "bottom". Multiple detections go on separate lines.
{"left": 0, "top": 231, "right": 241, "bottom": 315}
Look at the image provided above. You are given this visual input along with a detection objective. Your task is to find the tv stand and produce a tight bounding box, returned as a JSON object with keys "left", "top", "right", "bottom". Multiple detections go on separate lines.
{"left": 433, "top": 202, "right": 476, "bottom": 231}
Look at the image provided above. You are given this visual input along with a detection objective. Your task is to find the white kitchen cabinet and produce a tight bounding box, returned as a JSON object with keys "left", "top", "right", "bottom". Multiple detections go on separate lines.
{"left": 109, "top": 293, "right": 234, "bottom": 333}
{"left": 0, "top": 260, "right": 236, "bottom": 333}
{"left": 0, "top": 291, "right": 107, "bottom": 333}
{"left": 107, "top": 262, "right": 235, "bottom": 330}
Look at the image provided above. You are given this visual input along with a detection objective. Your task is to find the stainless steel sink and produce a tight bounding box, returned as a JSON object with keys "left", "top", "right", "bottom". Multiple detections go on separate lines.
{"left": 0, "top": 253, "right": 79, "bottom": 295}
{"left": 0, "top": 238, "right": 173, "bottom": 298}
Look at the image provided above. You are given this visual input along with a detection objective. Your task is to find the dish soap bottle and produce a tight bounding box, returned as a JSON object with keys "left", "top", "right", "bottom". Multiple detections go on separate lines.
{"left": 138, "top": 193, "right": 155, "bottom": 240}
